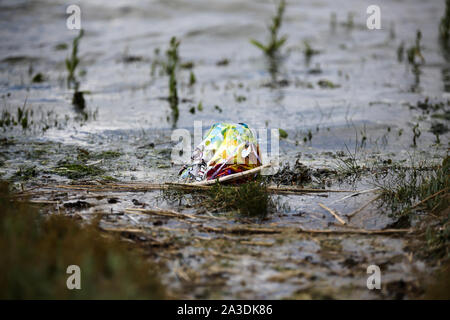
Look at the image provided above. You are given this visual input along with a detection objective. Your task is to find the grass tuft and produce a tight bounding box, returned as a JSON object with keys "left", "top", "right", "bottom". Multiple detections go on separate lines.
{"left": 208, "top": 181, "right": 273, "bottom": 217}
{"left": 250, "top": 0, "right": 287, "bottom": 58}
{"left": 375, "top": 156, "right": 449, "bottom": 219}
{"left": 163, "top": 180, "right": 275, "bottom": 218}
{"left": 66, "top": 29, "right": 84, "bottom": 90}
{"left": 166, "top": 37, "right": 180, "bottom": 126}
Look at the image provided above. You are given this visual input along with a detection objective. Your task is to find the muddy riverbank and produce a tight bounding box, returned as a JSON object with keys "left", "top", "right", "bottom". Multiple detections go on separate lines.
{"left": 0, "top": 0, "right": 449, "bottom": 299}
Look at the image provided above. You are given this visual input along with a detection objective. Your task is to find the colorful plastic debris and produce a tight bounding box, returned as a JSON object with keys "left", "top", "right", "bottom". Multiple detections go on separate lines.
{"left": 179, "top": 123, "right": 262, "bottom": 182}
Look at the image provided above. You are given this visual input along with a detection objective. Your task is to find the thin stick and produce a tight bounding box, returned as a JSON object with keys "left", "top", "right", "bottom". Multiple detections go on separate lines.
{"left": 348, "top": 195, "right": 381, "bottom": 218}
{"left": 125, "top": 214, "right": 140, "bottom": 225}
{"left": 26, "top": 200, "right": 60, "bottom": 204}
{"left": 318, "top": 203, "right": 347, "bottom": 225}
{"left": 200, "top": 225, "right": 282, "bottom": 235}
{"left": 298, "top": 228, "right": 413, "bottom": 234}
{"left": 204, "top": 211, "right": 227, "bottom": 220}
{"left": 175, "top": 267, "right": 191, "bottom": 282}
{"left": 240, "top": 240, "right": 273, "bottom": 246}
{"left": 267, "top": 186, "right": 354, "bottom": 194}
{"left": 331, "top": 188, "right": 380, "bottom": 204}
{"left": 100, "top": 227, "right": 144, "bottom": 233}
{"left": 191, "top": 164, "right": 271, "bottom": 186}
{"left": 410, "top": 188, "right": 448, "bottom": 209}
{"left": 102, "top": 225, "right": 413, "bottom": 236}
{"left": 49, "top": 183, "right": 165, "bottom": 192}
{"left": 168, "top": 182, "right": 356, "bottom": 194}
{"left": 86, "top": 159, "right": 103, "bottom": 166}
{"left": 125, "top": 207, "right": 198, "bottom": 220}
{"left": 165, "top": 182, "right": 209, "bottom": 190}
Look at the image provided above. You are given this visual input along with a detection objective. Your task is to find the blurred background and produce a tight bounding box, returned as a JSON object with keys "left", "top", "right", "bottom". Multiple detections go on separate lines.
{"left": 0, "top": 0, "right": 447, "bottom": 145}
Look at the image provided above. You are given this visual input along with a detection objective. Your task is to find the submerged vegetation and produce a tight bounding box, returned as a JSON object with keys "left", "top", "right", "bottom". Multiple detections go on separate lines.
{"left": 50, "top": 148, "right": 123, "bottom": 180}
{"left": 270, "top": 159, "right": 311, "bottom": 186}
{"left": 65, "top": 29, "right": 86, "bottom": 112}
{"left": 334, "top": 145, "right": 365, "bottom": 180}
{"left": 250, "top": 0, "right": 287, "bottom": 58}
{"left": 439, "top": 0, "right": 450, "bottom": 45}
{"left": 0, "top": 103, "right": 32, "bottom": 131}
{"left": 0, "top": 182, "right": 166, "bottom": 299}
{"left": 278, "top": 128, "right": 288, "bottom": 139}
{"left": 303, "top": 40, "right": 320, "bottom": 65}
{"left": 12, "top": 165, "right": 37, "bottom": 181}
{"left": 407, "top": 30, "right": 425, "bottom": 66}
{"left": 166, "top": 37, "right": 180, "bottom": 126}
{"left": 374, "top": 156, "right": 449, "bottom": 263}
{"left": 53, "top": 161, "right": 105, "bottom": 180}
{"left": 166, "top": 37, "right": 179, "bottom": 107}
{"left": 407, "top": 97, "right": 449, "bottom": 145}
{"left": 317, "top": 79, "right": 340, "bottom": 89}
{"left": 65, "top": 29, "right": 84, "bottom": 90}
{"left": 1, "top": 103, "right": 97, "bottom": 133}
{"left": 406, "top": 30, "right": 425, "bottom": 91}
{"left": 375, "top": 156, "right": 448, "bottom": 220}
{"left": 250, "top": 0, "right": 288, "bottom": 82}
{"left": 412, "top": 123, "right": 421, "bottom": 147}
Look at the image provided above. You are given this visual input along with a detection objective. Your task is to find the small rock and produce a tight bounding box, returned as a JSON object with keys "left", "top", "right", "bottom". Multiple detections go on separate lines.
{"left": 108, "top": 198, "right": 120, "bottom": 204}
{"left": 63, "top": 200, "right": 91, "bottom": 210}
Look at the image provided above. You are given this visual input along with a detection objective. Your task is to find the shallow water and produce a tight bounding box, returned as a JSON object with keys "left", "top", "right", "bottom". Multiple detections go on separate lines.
{"left": 0, "top": 0, "right": 448, "bottom": 299}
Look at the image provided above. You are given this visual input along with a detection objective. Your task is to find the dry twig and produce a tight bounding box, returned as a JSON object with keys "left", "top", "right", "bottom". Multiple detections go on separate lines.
{"left": 348, "top": 195, "right": 382, "bottom": 218}
{"left": 298, "top": 228, "right": 413, "bottom": 234}
{"left": 410, "top": 188, "right": 448, "bottom": 210}
{"left": 318, "top": 202, "right": 347, "bottom": 225}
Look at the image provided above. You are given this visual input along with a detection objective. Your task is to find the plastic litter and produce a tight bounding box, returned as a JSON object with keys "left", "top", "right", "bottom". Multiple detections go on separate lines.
{"left": 179, "top": 123, "right": 262, "bottom": 182}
